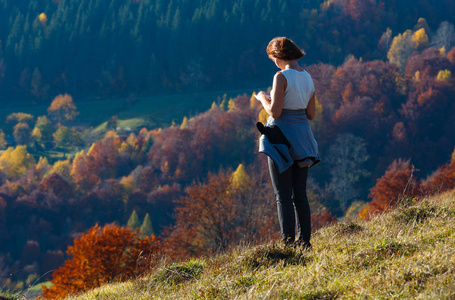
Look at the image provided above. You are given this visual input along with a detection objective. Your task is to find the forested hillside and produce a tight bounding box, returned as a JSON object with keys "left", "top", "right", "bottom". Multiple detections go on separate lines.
{"left": 1, "top": 0, "right": 455, "bottom": 103}
{"left": 0, "top": 0, "right": 455, "bottom": 297}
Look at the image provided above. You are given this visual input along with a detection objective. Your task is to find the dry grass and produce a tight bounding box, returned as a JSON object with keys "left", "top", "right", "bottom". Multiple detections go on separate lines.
{"left": 68, "top": 190, "right": 455, "bottom": 299}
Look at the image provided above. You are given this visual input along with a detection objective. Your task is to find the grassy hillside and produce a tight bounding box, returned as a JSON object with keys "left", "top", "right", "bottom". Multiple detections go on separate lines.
{"left": 64, "top": 190, "right": 455, "bottom": 299}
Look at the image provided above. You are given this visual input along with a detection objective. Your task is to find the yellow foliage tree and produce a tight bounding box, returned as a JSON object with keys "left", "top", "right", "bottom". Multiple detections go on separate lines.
{"left": 250, "top": 92, "right": 258, "bottom": 108}
{"left": 413, "top": 18, "right": 430, "bottom": 35}
{"left": 35, "top": 116, "right": 54, "bottom": 142}
{"left": 31, "top": 127, "right": 42, "bottom": 142}
{"left": 387, "top": 30, "right": 414, "bottom": 71}
{"left": 53, "top": 126, "right": 82, "bottom": 148}
{"left": 35, "top": 157, "right": 51, "bottom": 174}
{"left": 231, "top": 164, "right": 250, "bottom": 191}
{"left": 71, "top": 150, "right": 87, "bottom": 184}
{"left": 258, "top": 109, "right": 269, "bottom": 125}
{"left": 0, "top": 146, "right": 36, "bottom": 180}
{"left": 104, "top": 130, "right": 118, "bottom": 139}
{"left": 413, "top": 71, "right": 421, "bottom": 82}
{"left": 6, "top": 113, "right": 34, "bottom": 126}
{"left": 437, "top": 69, "right": 451, "bottom": 81}
{"left": 120, "top": 175, "right": 136, "bottom": 200}
{"left": 310, "top": 96, "right": 323, "bottom": 133}
{"left": 0, "top": 130, "right": 6, "bottom": 149}
{"left": 412, "top": 28, "right": 429, "bottom": 49}
{"left": 49, "top": 159, "right": 72, "bottom": 182}
{"left": 180, "top": 116, "right": 189, "bottom": 129}
{"left": 227, "top": 98, "right": 236, "bottom": 111}
{"left": 119, "top": 141, "right": 130, "bottom": 154}
{"left": 440, "top": 46, "right": 446, "bottom": 56}
{"left": 38, "top": 13, "right": 47, "bottom": 26}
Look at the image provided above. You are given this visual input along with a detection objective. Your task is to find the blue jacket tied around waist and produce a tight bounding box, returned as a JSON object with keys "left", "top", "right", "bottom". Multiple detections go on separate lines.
{"left": 258, "top": 109, "right": 320, "bottom": 173}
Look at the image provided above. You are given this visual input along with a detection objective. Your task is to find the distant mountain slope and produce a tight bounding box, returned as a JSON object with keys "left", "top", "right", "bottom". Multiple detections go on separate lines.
{"left": 1, "top": 0, "right": 454, "bottom": 103}
{"left": 67, "top": 189, "right": 455, "bottom": 299}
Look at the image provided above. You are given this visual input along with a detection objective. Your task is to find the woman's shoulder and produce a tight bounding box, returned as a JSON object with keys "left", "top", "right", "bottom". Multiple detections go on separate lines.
{"left": 274, "top": 71, "right": 287, "bottom": 80}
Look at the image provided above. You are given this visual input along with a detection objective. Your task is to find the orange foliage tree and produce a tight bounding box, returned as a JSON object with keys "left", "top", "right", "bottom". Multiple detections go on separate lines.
{"left": 41, "top": 223, "right": 159, "bottom": 299}
{"left": 47, "top": 93, "right": 79, "bottom": 125}
{"left": 360, "top": 159, "right": 416, "bottom": 219}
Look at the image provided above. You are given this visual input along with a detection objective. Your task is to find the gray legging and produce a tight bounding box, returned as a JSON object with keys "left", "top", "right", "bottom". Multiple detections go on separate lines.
{"left": 268, "top": 157, "right": 311, "bottom": 245}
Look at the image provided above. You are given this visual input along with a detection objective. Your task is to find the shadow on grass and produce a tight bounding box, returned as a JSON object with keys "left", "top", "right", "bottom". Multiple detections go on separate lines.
{"left": 243, "top": 243, "right": 310, "bottom": 271}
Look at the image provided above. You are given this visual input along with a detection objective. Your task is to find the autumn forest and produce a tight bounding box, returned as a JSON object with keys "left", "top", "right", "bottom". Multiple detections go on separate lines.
{"left": 1, "top": 0, "right": 455, "bottom": 298}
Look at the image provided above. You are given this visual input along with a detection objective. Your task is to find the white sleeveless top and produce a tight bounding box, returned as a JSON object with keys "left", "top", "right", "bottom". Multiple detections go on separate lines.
{"left": 280, "top": 69, "right": 315, "bottom": 110}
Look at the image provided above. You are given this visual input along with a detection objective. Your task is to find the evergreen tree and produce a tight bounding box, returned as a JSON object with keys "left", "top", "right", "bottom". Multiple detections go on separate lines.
{"left": 139, "top": 213, "right": 154, "bottom": 237}
{"left": 0, "top": 129, "right": 6, "bottom": 149}
{"left": 127, "top": 210, "right": 140, "bottom": 231}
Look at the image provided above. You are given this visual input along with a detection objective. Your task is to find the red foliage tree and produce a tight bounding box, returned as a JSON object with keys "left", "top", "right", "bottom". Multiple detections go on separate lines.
{"left": 162, "top": 171, "right": 239, "bottom": 259}
{"left": 20, "top": 240, "right": 41, "bottom": 267}
{"left": 361, "top": 159, "right": 416, "bottom": 218}
{"left": 39, "top": 173, "right": 73, "bottom": 200}
{"left": 420, "top": 151, "right": 455, "bottom": 195}
{"left": 147, "top": 95, "right": 257, "bottom": 184}
{"left": 311, "top": 209, "right": 337, "bottom": 232}
{"left": 41, "top": 223, "right": 159, "bottom": 299}
{"left": 447, "top": 47, "right": 455, "bottom": 64}
{"left": 405, "top": 48, "right": 450, "bottom": 78}
{"left": 342, "top": 0, "right": 385, "bottom": 22}
{"left": 162, "top": 167, "right": 277, "bottom": 259}
{"left": 85, "top": 137, "right": 123, "bottom": 179}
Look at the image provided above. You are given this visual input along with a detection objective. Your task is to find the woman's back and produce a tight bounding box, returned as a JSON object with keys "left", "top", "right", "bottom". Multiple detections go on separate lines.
{"left": 280, "top": 69, "right": 314, "bottom": 110}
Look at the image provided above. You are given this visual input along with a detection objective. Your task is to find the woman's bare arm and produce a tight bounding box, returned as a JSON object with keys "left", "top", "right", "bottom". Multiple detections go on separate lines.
{"left": 256, "top": 72, "right": 286, "bottom": 119}
{"left": 306, "top": 92, "right": 316, "bottom": 120}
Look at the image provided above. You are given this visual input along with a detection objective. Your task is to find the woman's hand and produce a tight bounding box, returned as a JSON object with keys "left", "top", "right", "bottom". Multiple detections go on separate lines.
{"left": 255, "top": 91, "right": 271, "bottom": 103}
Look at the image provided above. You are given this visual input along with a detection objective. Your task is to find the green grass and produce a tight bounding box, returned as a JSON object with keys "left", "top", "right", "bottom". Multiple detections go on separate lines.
{"left": 29, "top": 280, "right": 53, "bottom": 291}
{"left": 90, "top": 118, "right": 153, "bottom": 137}
{"left": 67, "top": 189, "right": 455, "bottom": 299}
{"left": 0, "top": 281, "right": 53, "bottom": 300}
{"left": 0, "top": 88, "right": 261, "bottom": 132}
{"left": 0, "top": 290, "right": 20, "bottom": 300}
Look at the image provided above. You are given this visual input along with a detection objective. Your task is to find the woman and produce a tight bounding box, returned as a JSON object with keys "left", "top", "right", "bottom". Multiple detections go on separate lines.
{"left": 256, "top": 37, "right": 319, "bottom": 248}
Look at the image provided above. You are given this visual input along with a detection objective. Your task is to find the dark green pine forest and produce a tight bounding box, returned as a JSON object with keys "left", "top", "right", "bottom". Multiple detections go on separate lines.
{"left": 0, "top": 0, "right": 454, "bottom": 102}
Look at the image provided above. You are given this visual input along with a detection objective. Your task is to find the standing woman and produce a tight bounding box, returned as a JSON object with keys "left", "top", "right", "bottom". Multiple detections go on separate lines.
{"left": 256, "top": 37, "right": 319, "bottom": 248}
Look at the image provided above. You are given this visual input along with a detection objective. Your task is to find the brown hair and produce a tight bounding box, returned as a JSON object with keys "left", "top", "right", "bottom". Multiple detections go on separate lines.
{"left": 266, "top": 37, "right": 306, "bottom": 60}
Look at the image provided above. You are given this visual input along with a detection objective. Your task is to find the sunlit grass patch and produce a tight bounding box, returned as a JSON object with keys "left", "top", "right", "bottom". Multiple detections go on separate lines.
{"left": 153, "top": 259, "right": 204, "bottom": 285}
{"left": 279, "top": 289, "right": 339, "bottom": 300}
{"left": 393, "top": 202, "right": 439, "bottom": 224}
{"left": 0, "top": 290, "right": 20, "bottom": 300}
